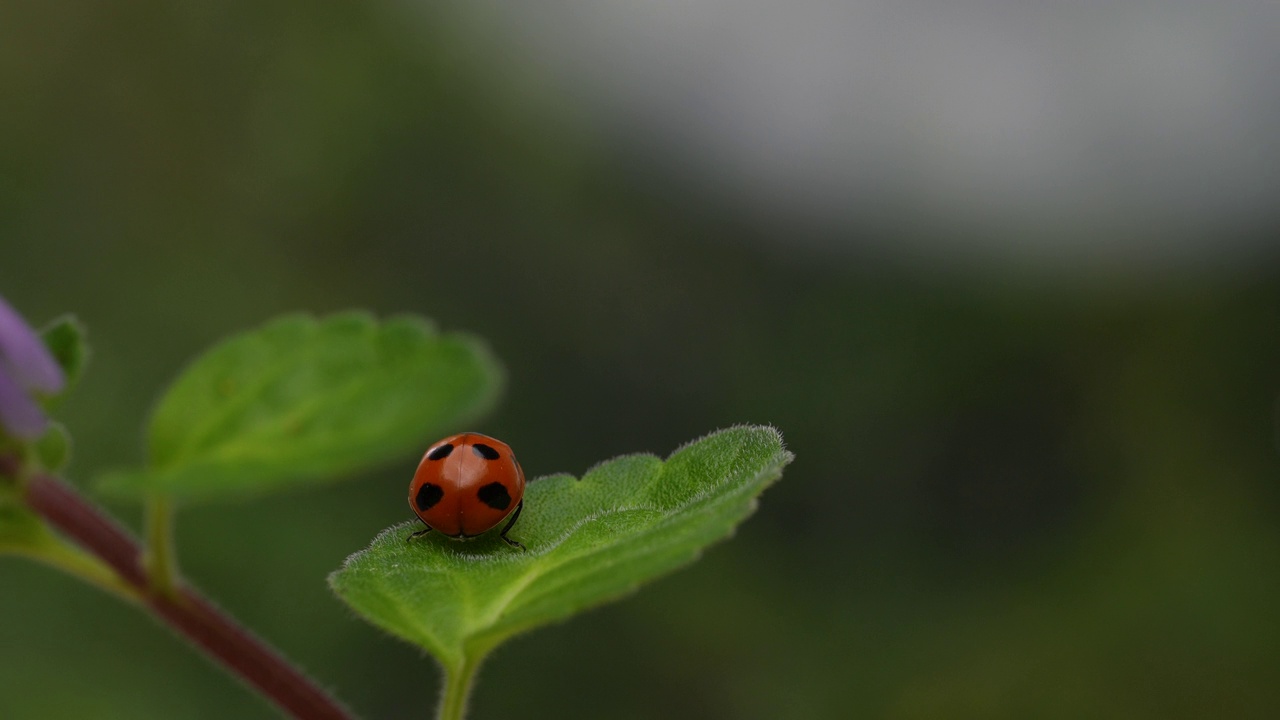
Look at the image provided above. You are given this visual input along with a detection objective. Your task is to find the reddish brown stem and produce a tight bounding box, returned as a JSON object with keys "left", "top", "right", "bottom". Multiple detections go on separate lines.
{"left": 22, "top": 473, "right": 356, "bottom": 720}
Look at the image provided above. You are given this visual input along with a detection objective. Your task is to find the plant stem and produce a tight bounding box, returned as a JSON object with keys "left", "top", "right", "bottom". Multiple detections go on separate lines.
{"left": 145, "top": 492, "right": 179, "bottom": 595}
{"left": 22, "top": 472, "right": 357, "bottom": 720}
{"left": 437, "top": 652, "right": 486, "bottom": 720}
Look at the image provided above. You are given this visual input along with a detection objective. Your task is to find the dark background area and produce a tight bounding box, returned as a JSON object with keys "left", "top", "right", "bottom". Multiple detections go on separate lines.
{"left": 3, "top": 2, "right": 1280, "bottom": 718}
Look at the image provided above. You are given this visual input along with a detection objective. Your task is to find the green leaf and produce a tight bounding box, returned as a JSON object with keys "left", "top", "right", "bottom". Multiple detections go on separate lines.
{"left": 328, "top": 425, "right": 791, "bottom": 671}
{"left": 0, "top": 479, "right": 51, "bottom": 553}
{"left": 98, "top": 312, "right": 502, "bottom": 501}
{"left": 32, "top": 421, "right": 71, "bottom": 472}
{"left": 0, "top": 479, "right": 141, "bottom": 600}
{"left": 40, "top": 314, "right": 89, "bottom": 400}
{"left": 0, "top": 505, "right": 55, "bottom": 555}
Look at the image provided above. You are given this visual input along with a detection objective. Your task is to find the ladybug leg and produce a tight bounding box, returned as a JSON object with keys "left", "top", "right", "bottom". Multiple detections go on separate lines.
{"left": 499, "top": 500, "right": 525, "bottom": 551}
{"left": 406, "top": 524, "right": 433, "bottom": 543}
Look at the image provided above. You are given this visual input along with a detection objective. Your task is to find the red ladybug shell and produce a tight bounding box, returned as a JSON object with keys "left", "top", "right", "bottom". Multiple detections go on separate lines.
{"left": 408, "top": 433, "right": 525, "bottom": 538}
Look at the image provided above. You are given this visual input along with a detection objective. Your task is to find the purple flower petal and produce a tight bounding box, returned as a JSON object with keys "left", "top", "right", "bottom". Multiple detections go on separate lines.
{"left": 0, "top": 363, "right": 49, "bottom": 439}
{"left": 0, "top": 294, "right": 65, "bottom": 394}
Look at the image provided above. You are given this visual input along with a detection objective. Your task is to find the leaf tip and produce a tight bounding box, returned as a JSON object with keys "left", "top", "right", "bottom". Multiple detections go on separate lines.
{"left": 667, "top": 423, "right": 788, "bottom": 458}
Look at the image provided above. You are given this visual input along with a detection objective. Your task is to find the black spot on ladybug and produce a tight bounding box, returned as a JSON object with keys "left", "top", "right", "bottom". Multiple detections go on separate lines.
{"left": 416, "top": 483, "right": 444, "bottom": 511}
{"left": 472, "top": 443, "right": 501, "bottom": 460}
{"left": 477, "top": 482, "right": 512, "bottom": 510}
{"left": 427, "top": 444, "right": 454, "bottom": 460}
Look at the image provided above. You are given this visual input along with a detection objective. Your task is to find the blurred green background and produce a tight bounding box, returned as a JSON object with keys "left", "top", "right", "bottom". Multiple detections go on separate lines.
{"left": 3, "top": 2, "right": 1280, "bottom": 718}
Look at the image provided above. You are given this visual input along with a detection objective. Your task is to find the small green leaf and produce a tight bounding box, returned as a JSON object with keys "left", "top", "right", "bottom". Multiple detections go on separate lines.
{"left": 328, "top": 426, "right": 791, "bottom": 670}
{"left": 0, "top": 505, "right": 54, "bottom": 554}
{"left": 0, "top": 480, "right": 141, "bottom": 600}
{"left": 40, "top": 315, "right": 89, "bottom": 399}
{"left": 0, "top": 480, "right": 51, "bottom": 553}
{"left": 99, "top": 312, "right": 502, "bottom": 501}
{"left": 32, "top": 421, "right": 71, "bottom": 472}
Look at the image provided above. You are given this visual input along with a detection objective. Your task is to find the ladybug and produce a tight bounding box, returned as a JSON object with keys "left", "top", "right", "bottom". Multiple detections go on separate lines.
{"left": 407, "top": 433, "right": 526, "bottom": 549}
